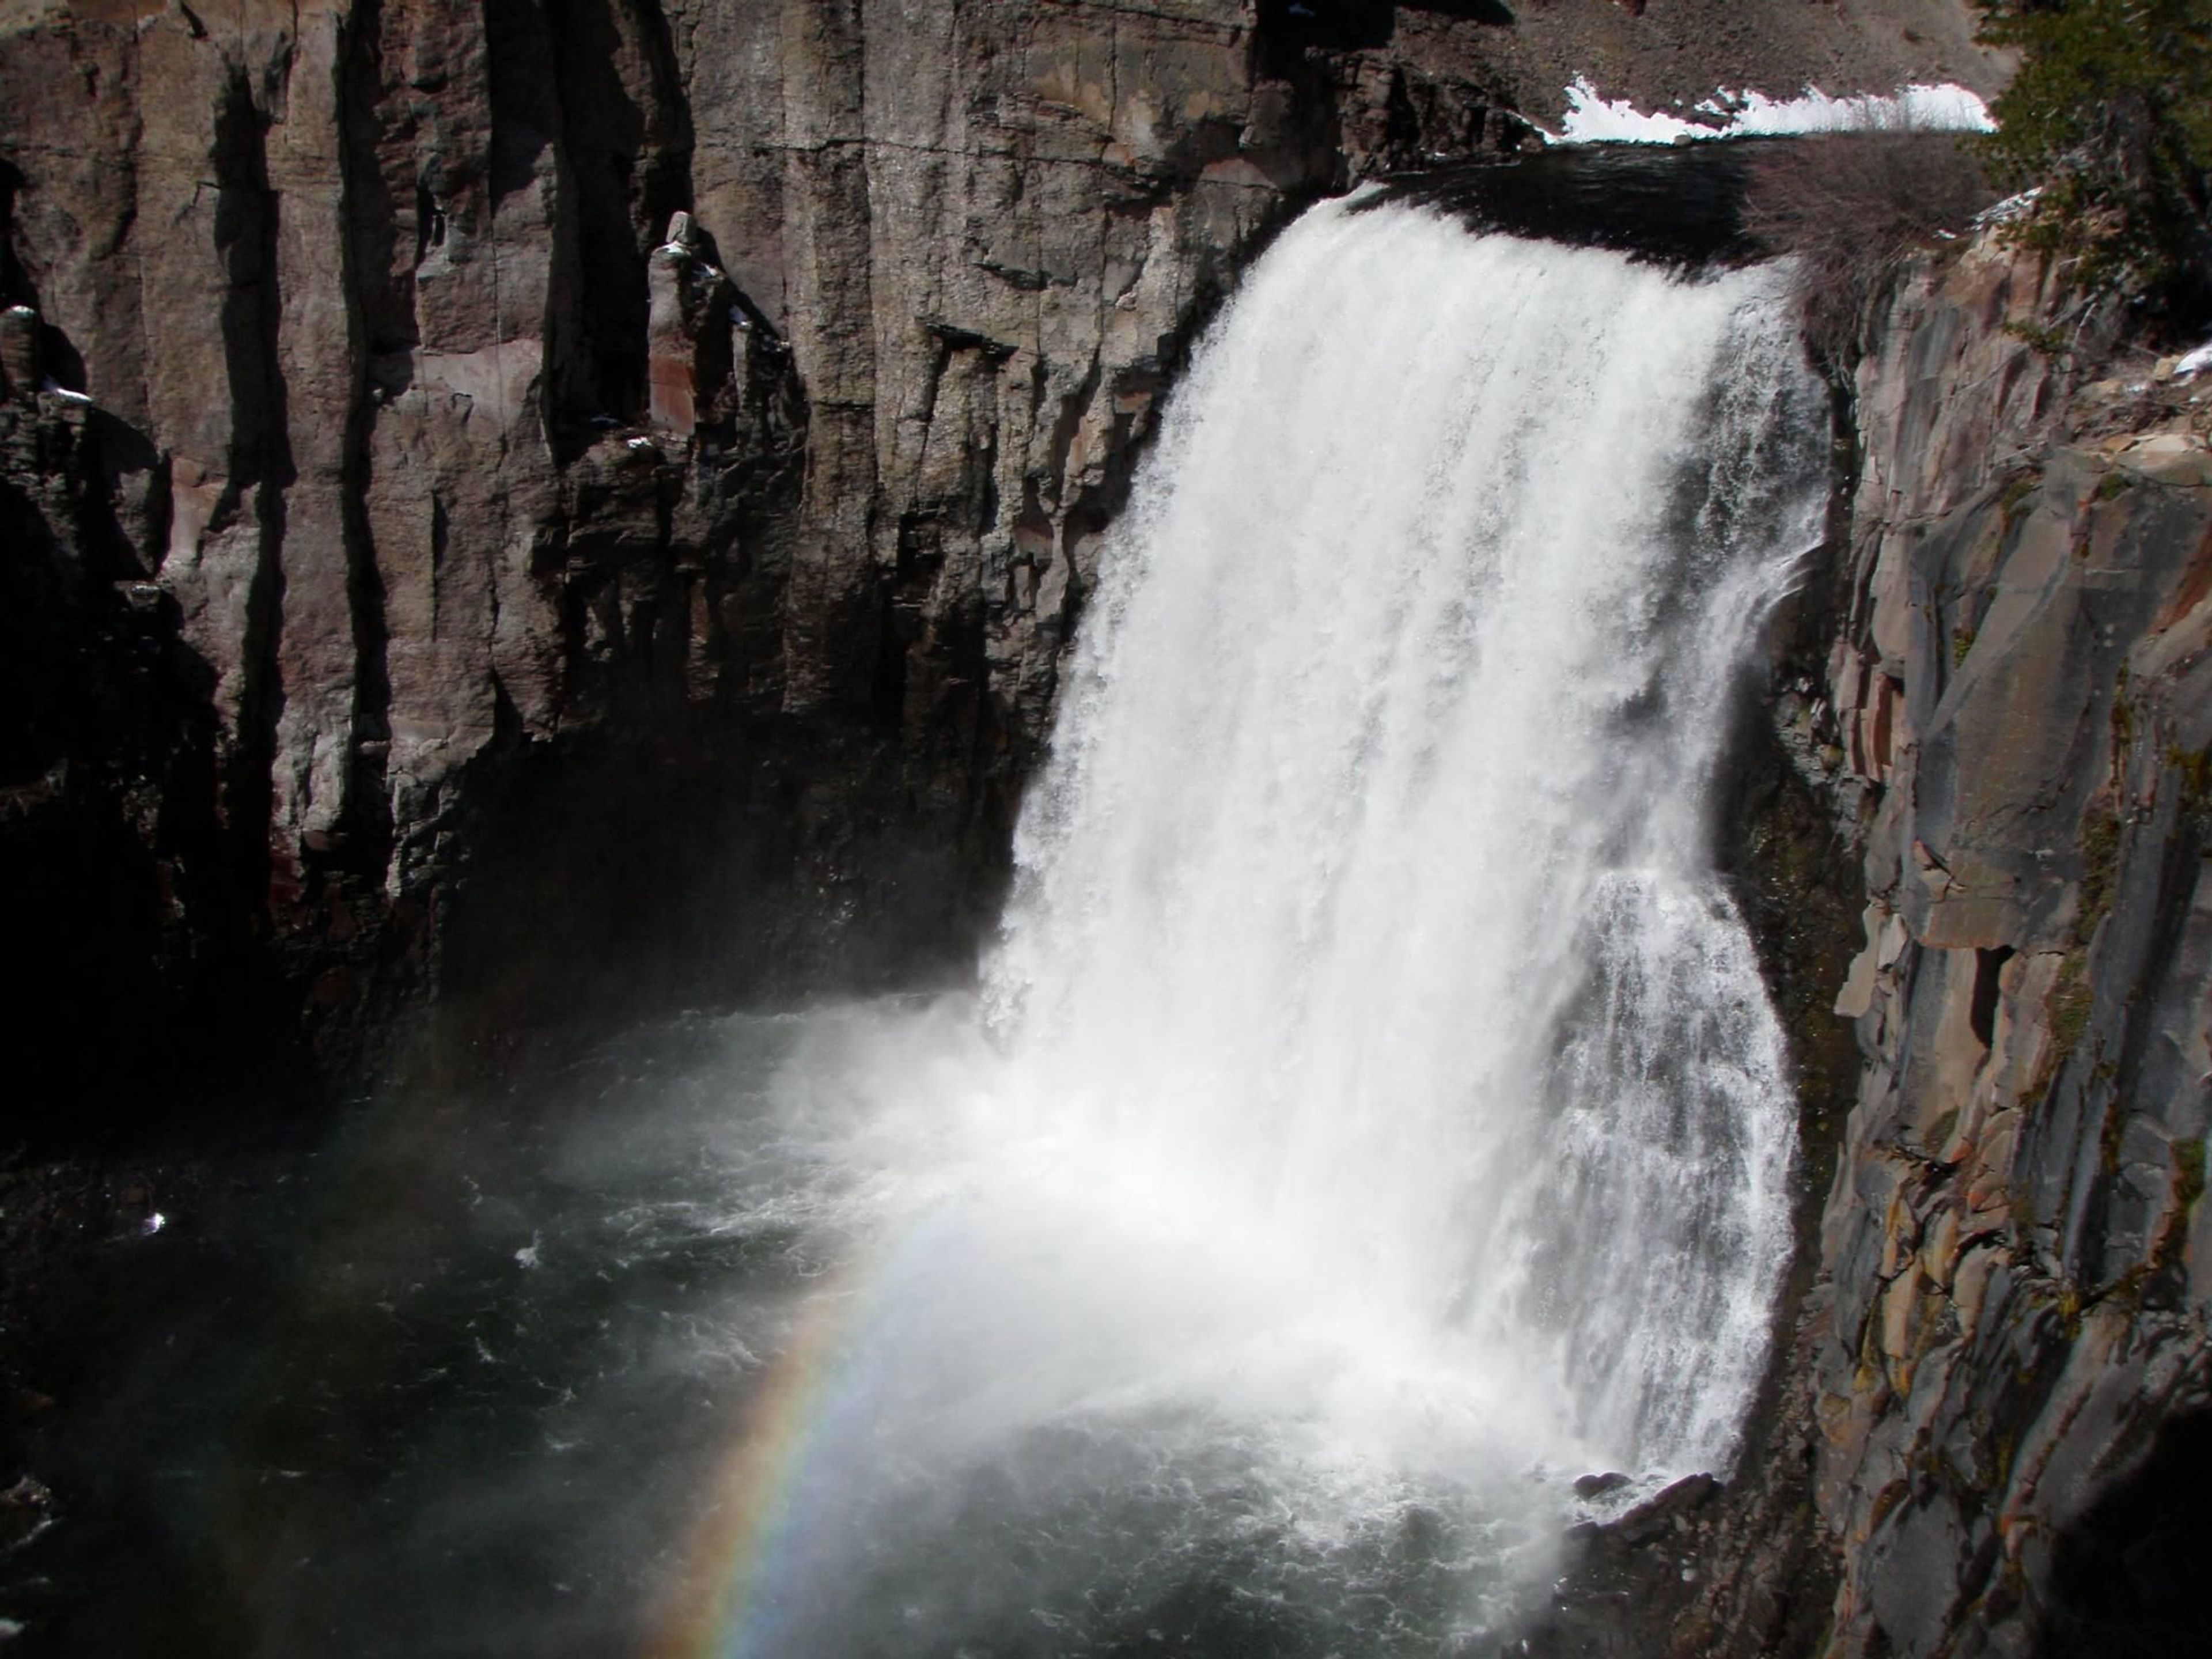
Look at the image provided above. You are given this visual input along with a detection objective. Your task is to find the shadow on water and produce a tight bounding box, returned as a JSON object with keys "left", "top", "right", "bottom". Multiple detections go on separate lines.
{"left": 1, "top": 1016, "right": 830, "bottom": 1657}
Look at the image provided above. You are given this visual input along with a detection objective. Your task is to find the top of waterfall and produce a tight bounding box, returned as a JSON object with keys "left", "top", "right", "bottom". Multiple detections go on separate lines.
{"left": 1358, "top": 139, "right": 1781, "bottom": 271}
{"left": 1365, "top": 78, "right": 1995, "bottom": 270}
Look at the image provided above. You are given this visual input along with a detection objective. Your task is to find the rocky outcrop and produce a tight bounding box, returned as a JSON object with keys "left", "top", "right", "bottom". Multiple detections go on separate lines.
{"left": 0, "top": 0, "right": 2001, "bottom": 1123}
{"left": 1620, "top": 230, "right": 2212, "bottom": 1659}
{"left": 1802, "top": 232, "right": 2212, "bottom": 1659}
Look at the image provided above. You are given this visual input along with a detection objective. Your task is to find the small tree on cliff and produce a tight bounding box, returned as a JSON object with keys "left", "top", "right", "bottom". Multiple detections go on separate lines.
{"left": 1975, "top": 0, "right": 2212, "bottom": 325}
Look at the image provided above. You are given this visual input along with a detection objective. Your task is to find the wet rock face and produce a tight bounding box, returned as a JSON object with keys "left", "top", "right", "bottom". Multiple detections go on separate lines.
{"left": 1806, "top": 238, "right": 2212, "bottom": 1658}
{"left": 0, "top": 0, "right": 2000, "bottom": 1118}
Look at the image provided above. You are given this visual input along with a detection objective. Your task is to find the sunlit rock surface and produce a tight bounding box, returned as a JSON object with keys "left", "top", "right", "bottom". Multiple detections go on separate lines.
{"left": 1804, "top": 231, "right": 2212, "bottom": 1659}
{"left": 0, "top": 0, "right": 2003, "bottom": 1111}
{"left": 1630, "top": 226, "right": 2212, "bottom": 1659}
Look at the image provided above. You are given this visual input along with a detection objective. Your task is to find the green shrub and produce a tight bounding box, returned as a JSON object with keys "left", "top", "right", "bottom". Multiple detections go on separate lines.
{"left": 1975, "top": 0, "right": 2212, "bottom": 323}
{"left": 2077, "top": 804, "right": 2123, "bottom": 944}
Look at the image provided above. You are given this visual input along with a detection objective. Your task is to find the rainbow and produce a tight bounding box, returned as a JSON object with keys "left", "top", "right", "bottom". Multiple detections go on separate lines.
{"left": 638, "top": 1218, "right": 933, "bottom": 1659}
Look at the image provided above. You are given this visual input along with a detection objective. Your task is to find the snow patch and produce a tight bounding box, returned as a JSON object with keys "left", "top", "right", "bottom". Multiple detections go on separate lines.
{"left": 2173, "top": 340, "right": 2212, "bottom": 380}
{"left": 1552, "top": 79, "right": 1995, "bottom": 147}
{"left": 1975, "top": 186, "right": 2044, "bottom": 229}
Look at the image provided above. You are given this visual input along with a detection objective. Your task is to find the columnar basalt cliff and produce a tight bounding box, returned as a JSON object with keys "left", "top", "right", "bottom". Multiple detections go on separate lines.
{"left": 0, "top": 0, "right": 1998, "bottom": 1119}
{"left": 1532, "top": 227, "right": 2212, "bottom": 1659}
{"left": 18, "top": 6, "right": 2209, "bottom": 1659}
{"left": 1806, "top": 232, "right": 2211, "bottom": 1658}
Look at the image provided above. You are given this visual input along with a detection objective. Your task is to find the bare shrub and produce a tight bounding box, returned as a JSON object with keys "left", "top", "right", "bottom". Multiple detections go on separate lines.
{"left": 1743, "top": 131, "right": 1997, "bottom": 369}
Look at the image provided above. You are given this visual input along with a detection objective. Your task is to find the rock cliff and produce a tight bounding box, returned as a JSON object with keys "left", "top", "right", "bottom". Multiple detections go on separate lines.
{"left": 1805, "top": 228, "right": 2211, "bottom": 1659}
{"left": 17, "top": 6, "right": 2203, "bottom": 1658}
{"left": 1531, "top": 224, "right": 2212, "bottom": 1659}
{"left": 0, "top": 0, "right": 2000, "bottom": 1120}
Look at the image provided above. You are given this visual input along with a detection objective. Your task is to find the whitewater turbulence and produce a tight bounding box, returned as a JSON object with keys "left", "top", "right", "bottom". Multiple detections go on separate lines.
{"left": 985, "top": 194, "right": 1824, "bottom": 1464}
{"left": 728, "top": 195, "right": 1830, "bottom": 1652}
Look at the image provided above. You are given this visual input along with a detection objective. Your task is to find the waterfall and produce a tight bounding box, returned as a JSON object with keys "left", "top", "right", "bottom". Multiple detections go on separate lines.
{"left": 745, "top": 194, "right": 1829, "bottom": 1652}
{"left": 981, "top": 196, "right": 1825, "bottom": 1472}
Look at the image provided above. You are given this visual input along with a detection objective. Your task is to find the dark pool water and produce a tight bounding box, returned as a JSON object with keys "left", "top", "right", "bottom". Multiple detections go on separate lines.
{"left": 3, "top": 1007, "right": 1562, "bottom": 1659}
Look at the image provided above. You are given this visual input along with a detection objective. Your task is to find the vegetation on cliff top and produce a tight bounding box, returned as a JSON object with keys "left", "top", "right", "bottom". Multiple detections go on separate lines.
{"left": 1975, "top": 0, "right": 2212, "bottom": 324}
{"left": 1747, "top": 1, "right": 2212, "bottom": 364}
{"left": 1742, "top": 132, "right": 1994, "bottom": 367}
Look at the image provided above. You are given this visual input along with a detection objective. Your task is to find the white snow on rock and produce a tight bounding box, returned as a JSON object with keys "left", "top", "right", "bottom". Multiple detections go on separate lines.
{"left": 1551, "top": 78, "right": 1995, "bottom": 146}
{"left": 2174, "top": 340, "right": 2212, "bottom": 380}
{"left": 1974, "top": 186, "right": 2044, "bottom": 228}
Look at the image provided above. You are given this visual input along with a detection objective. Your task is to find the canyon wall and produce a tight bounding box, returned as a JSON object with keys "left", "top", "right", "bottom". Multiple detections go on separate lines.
{"left": 1568, "top": 229, "right": 2212, "bottom": 1659}
{"left": 0, "top": 0, "right": 1998, "bottom": 1120}
{"left": 1805, "top": 229, "right": 2211, "bottom": 1659}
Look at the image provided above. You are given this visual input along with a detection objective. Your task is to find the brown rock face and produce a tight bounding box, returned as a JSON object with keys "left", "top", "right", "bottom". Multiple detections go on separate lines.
{"left": 643, "top": 211, "right": 733, "bottom": 438}
{"left": 0, "top": 0, "right": 1998, "bottom": 1119}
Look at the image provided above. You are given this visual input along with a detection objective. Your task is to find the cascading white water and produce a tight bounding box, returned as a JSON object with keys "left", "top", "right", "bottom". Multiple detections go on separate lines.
{"left": 741, "top": 194, "right": 1830, "bottom": 1651}
{"left": 99, "top": 191, "right": 1835, "bottom": 1659}
{"left": 976, "top": 195, "right": 1826, "bottom": 1474}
